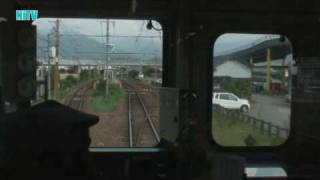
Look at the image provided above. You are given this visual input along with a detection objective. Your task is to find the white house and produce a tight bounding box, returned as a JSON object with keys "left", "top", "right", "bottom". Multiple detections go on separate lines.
{"left": 214, "top": 60, "right": 252, "bottom": 79}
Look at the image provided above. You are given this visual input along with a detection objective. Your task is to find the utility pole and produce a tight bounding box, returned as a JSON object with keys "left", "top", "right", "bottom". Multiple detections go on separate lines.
{"left": 106, "top": 19, "right": 110, "bottom": 95}
{"left": 287, "top": 55, "right": 292, "bottom": 97}
{"left": 266, "top": 48, "right": 272, "bottom": 92}
{"left": 281, "top": 58, "right": 286, "bottom": 89}
{"left": 50, "top": 19, "right": 61, "bottom": 99}
{"left": 73, "top": 43, "right": 81, "bottom": 74}
{"left": 101, "top": 19, "right": 115, "bottom": 95}
{"left": 250, "top": 57, "right": 254, "bottom": 93}
{"left": 46, "top": 34, "right": 51, "bottom": 100}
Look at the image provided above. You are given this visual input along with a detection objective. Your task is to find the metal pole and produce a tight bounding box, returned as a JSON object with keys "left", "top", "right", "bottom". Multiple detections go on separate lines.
{"left": 46, "top": 34, "right": 51, "bottom": 99}
{"left": 128, "top": 93, "right": 133, "bottom": 147}
{"left": 288, "top": 56, "right": 292, "bottom": 96}
{"left": 282, "top": 58, "right": 286, "bottom": 89}
{"left": 52, "top": 19, "right": 60, "bottom": 98}
{"left": 266, "top": 48, "right": 271, "bottom": 91}
{"left": 105, "top": 20, "right": 110, "bottom": 95}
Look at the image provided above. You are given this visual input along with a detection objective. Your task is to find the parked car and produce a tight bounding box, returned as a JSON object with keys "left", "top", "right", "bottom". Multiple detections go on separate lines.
{"left": 212, "top": 92, "right": 250, "bottom": 112}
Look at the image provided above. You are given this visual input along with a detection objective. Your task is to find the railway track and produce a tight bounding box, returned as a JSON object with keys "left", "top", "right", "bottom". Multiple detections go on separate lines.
{"left": 64, "top": 82, "right": 92, "bottom": 111}
{"left": 121, "top": 80, "right": 160, "bottom": 147}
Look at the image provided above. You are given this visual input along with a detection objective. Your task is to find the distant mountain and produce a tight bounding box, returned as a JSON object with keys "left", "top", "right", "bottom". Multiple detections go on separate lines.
{"left": 37, "top": 27, "right": 162, "bottom": 64}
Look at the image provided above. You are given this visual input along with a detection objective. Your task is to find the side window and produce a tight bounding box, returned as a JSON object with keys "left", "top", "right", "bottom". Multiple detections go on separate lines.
{"left": 212, "top": 33, "right": 292, "bottom": 147}
{"left": 220, "top": 94, "right": 229, "bottom": 100}
{"left": 215, "top": 94, "right": 219, "bottom": 99}
{"left": 228, "top": 94, "right": 238, "bottom": 101}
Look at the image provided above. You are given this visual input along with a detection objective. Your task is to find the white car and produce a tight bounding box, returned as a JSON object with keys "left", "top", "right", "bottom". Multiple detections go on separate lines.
{"left": 212, "top": 92, "right": 250, "bottom": 112}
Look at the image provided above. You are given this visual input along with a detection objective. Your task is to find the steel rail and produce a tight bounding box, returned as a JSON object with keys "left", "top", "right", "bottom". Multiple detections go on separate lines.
{"left": 65, "top": 83, "right": 90, "bottom": 110}
{"left": 122, "top": 80, "right": 160, "bottom": 145}
{"left": 128, "top": 93, "right": 134, "bottom": 147}
{"left": 135, "top": 93, "right": 161, "bottom": 143}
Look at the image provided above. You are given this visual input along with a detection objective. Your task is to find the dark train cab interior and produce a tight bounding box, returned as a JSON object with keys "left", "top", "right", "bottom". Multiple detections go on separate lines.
{"left": 1, "top": 0, "right": 320, "bottom": 180}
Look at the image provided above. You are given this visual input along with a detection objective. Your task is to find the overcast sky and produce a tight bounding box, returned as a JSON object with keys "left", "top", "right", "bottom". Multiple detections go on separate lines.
{"left": 34, "top": 18, "right": 273, "bottom": 56}
{"left": 34, "top": 18, "right": 162, "bottom": 37}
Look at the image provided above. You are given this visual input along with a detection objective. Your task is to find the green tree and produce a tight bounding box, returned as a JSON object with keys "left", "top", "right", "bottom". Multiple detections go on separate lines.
{"left": 61, "top": 75, "right": 78, "bottom": 89}
{"left": 59, "top": 68, "right": 67, "bottom": 73}
{"left": 80, "top": 70, "right": 90, "bottom": 81}
{"left": 128, "top": 70, "right": 139, "bottom": 79}
{"left": 67, "top": 66, "right": 78, "bottom": 74}
{"left": 143, "top": 67, "right": 155, "bottom": 77}
{"left": 223, "top": 79, "right": 251, "bottom": 99}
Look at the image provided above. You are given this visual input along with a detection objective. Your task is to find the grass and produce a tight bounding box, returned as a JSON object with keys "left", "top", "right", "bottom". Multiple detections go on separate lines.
{"left": 54, "top": 85, "right": 78, "bottom": 101}
{"left": 52, "top": 80, "right": 86, "bottom": 102}
{"left": 51, "top": 84, "right": 79, "bottom": 102}
{"left": 52, "top": 75, "right": 101, "bottom": 102}
{"left": 91, "top": 82, "right": 125, "bottom": 112}
{"left": 212, "top": 111, "right": 284, "bottom": 146}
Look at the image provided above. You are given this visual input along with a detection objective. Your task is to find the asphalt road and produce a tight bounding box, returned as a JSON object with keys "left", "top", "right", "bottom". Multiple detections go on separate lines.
{"left": 249, "top": 94, "right": 291, "bottom": 130}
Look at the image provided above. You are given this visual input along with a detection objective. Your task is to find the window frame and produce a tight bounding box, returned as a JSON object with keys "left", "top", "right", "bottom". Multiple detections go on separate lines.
{"left": 33, "top": 17, "right": 166, "bottom": 150}
{"left": 209, "top": 32, "right": 294, "bottom": 150}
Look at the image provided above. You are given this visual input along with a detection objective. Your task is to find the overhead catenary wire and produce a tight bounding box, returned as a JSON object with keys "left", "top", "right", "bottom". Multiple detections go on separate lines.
{"left": 41, "top": 19, "right": 163, "bottom": 66}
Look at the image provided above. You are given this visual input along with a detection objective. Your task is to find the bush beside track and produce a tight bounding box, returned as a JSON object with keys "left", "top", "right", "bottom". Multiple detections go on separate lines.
{"left": 91, "top": 80, "right": 125, "bottom": 112}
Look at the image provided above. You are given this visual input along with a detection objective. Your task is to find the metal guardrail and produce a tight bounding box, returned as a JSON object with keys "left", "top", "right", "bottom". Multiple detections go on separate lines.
{"left": 214, "top": 106, "right": 289, "bottom": 139}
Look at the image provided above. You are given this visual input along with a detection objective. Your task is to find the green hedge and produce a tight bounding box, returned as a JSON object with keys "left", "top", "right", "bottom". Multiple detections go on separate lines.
{"left": 223, "top": 79, "right": 251, "bottom": 99}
